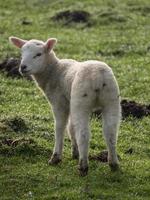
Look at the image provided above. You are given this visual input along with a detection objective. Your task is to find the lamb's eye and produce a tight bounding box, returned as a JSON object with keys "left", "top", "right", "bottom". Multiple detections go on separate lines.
{"left": 36, "top": 53, "right": 42, "bottom": 57}
{"left": 33, "top": 53, "right": 42, "bottom": 58}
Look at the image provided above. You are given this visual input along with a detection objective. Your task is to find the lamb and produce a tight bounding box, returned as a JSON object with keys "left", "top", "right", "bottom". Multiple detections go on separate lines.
{"left": 9, "top": 36, "right": 121, "bottom": 176}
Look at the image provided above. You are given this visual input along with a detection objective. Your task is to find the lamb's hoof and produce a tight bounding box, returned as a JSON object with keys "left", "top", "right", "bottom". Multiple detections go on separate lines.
{"left": 109, "top": 163, "right": 119, "bottom": 172}
{"left": 78, "top": 159, "right": 88, "bottom": 176}
{"left": 48, "top": 153, "right": 61, "bottom": 165}
{"left": 78, "top": 166, "right": 88, "bottom": 177}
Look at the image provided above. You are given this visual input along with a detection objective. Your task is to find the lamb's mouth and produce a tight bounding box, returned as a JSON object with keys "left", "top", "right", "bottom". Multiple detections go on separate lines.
{"left": 20, "top": 69, "right": 31, "bottom": 76}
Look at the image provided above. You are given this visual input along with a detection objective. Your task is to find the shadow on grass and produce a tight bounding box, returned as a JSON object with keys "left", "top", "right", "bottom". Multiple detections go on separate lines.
{"left": 97, "top": 9, "right": 127, "bottom": 25}
{"left": 98, "top": 44, "right": 149, "bottom": 57}
{"left": 129, "top": 5, "right": 150, "bottom": 16}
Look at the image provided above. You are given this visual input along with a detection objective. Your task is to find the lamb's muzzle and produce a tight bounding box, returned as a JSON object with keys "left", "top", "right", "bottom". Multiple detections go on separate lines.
{"left": 20, "top": 64, "right": 28, "bottom": 74}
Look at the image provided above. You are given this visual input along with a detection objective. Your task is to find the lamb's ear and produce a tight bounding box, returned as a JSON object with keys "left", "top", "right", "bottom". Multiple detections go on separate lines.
{"left": 9, "top": 36, "right": 27, "bottom": 48}
{"left": 45, "top": 38, "right": 57, "bottom": 51}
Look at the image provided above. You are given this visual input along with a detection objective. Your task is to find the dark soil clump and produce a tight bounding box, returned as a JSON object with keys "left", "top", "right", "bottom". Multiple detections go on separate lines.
{"left": 0, "top": 137, "right": 52, "bottom": 156}
{"left": 52, "top": 10, "right": 91, "bottom": 25}
{"left": 0, "top": 57, "right": 21, "bottom": 78}
{"left": 0, "top": 57, "right": 31, "bottom": 80}
{"left": 89, "top": 150, "right": 108, "bottom": 162}
{"left": 89, "top": 150, "right": 120, "bottom": 163}
{"left": 121, "top": 99, "right": 150, "bottom": 119}
{"left": 93, "top": 99, "right": 150, "bottom": 119}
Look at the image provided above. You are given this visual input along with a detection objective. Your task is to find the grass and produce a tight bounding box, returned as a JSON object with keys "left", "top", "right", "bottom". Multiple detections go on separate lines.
{"left": 0, "top": 0, "right": 150, "bottom": 199}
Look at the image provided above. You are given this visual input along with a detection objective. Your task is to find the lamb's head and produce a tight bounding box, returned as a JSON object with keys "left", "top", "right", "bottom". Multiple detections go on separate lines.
{"left": 9, "top": 36, "right": 57, "bottom": 75}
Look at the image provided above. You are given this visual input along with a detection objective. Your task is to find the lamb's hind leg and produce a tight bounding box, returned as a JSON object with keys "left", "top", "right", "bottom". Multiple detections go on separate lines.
{"left": 71, "top": 105, "right": 90, "bottom": 176}
{"left": 102, "top": 100, "right": 121, "bottom": 171}
{"left": 67, "top": 118, "right": 79, "bottom": 159}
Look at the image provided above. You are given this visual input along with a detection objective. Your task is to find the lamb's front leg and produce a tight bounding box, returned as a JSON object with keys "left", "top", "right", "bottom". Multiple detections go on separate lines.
{"left": 49, "top": 104, "right": 69, "bottom": 165}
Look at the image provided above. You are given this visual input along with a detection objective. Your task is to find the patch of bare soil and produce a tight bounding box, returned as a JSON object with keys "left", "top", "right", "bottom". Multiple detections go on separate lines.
{"left": 93, "top": 99, "right": 150, "bottom": 119}
{"left": 0, "top": 57, "right": 21, "bottom": 78}
{"left": 89, "top": 150, "right": 121, "bottom": 162}
{"left": 0, "top": 57, "right": 31, "bottom": 80}
{"left": 52, "top": 10, "right": 91, "bottom": 26}
{"left": 89, "top": 150, "right": 108, "bottom": 162}
{"left": 121, "top": 99, "right": 150, "bottom": 119}
{"left": 0, "top": 137, "right": 52, "bottom": 156}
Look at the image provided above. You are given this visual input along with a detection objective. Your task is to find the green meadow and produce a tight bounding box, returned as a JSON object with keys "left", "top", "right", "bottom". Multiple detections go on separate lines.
{"left": 0, "top": 0, "right": 150, "bottom": 199}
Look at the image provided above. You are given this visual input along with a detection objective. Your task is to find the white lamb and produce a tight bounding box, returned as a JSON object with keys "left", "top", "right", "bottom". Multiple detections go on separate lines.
{"left": 9, "top": 36, "right": 121, "bottom": 176}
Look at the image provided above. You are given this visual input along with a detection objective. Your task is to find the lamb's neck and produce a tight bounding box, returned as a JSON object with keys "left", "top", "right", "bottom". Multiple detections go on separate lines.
{"left": 32, "top": 51, "right": 59, "bottom": 92}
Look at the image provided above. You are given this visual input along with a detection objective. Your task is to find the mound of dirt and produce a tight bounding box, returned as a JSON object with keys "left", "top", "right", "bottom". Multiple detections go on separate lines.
{"left": 93, "top": 99, "right": 150, "bottom": 119}
{"left": 121, "top": 99, "right": 150, "bottom": 119}
{"left": 0, "top": 57, "right": 31, "bottom": 80}
{"left": 89, "top": 150, "right": 121, "bottom": 163}
{"left": 0, "top": 137, "right": 52, "bottom": 156}
{"left": 52, "top": 10, "right": 91, "bottom": 25}
{"left": 89, "top": 150, "right": 108, "bottom": 162}
{"left": 0, "top": 57, "right": 21, "bottom": 78}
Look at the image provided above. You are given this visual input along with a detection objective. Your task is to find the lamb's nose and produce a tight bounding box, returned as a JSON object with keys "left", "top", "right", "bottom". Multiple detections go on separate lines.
{"left": 20, "top": 65, "right": 27, "bottom": 73}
